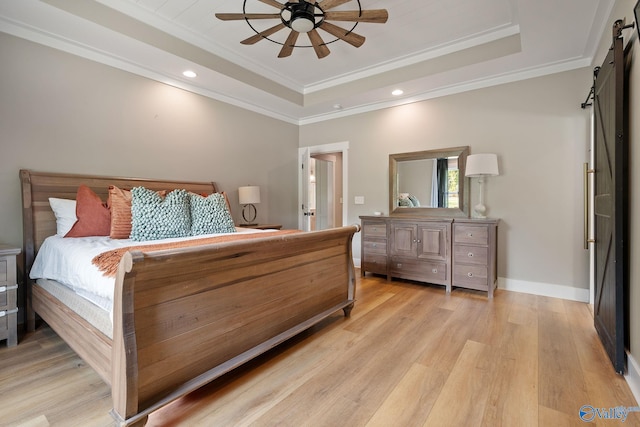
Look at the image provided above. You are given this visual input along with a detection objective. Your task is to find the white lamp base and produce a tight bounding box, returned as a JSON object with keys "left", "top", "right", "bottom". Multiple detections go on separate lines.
{"left": 474, "top": 177, "right": 488, "bottom": 218}
{"left": 473, "top": 203, "right": 487, "bottom": 219}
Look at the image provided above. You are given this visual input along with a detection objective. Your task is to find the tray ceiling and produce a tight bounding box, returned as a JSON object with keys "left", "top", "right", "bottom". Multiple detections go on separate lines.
{"left": 0, "top": 0, "right": 614, "bottom": 124}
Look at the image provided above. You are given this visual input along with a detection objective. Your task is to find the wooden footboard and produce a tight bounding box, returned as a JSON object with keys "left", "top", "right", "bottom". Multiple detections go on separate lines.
{"left": 111, "top": 225, "right": 359, "bottom": 426}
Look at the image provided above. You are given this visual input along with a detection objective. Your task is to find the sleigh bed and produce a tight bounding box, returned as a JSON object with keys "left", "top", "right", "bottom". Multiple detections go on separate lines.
{"left": 20, "top": 169, "right": 359, "bottom": 426}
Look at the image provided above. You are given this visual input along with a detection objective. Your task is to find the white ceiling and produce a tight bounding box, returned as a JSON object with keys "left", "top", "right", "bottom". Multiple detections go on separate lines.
{"left": 0, "top": 0, "right": 614, "bottom": 124}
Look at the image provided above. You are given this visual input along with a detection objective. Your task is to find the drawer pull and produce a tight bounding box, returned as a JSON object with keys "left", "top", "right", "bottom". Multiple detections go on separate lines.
{"left": 468, "top": 252, "right": 474, "bottom": 257}
{"left": 372, "top": 243, "right": 377, "bottom": 247}
{"left": 467, "top": 272, "right": 474, "bottom": 277}
{"left": 432, "top": 268, "right": 438, "bottom": 274}
{"left": 0, "top": 308, "right": 19, "bottom": 317}
{"left": 467, "top": 233, "right": 473, "bottom": 237}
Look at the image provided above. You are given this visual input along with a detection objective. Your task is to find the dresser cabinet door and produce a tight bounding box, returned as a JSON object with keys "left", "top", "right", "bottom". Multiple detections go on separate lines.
{"left": 390, "top": 224, "right": 417, "bottom": 258}
{"left": 417, "top": 223, "right": 449, "bottom": 262}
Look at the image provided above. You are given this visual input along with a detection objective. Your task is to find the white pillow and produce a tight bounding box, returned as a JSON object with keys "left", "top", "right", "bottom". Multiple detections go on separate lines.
{"left": 48, "top": 198, "right": 77, "bottom": 236}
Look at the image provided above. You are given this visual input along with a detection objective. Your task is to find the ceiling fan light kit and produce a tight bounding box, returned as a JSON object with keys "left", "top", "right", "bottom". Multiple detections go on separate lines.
{"left": 286, "top": 1, "right": 317, "bottom": 33}
{"left": 215, "top": 0, "right": 388, "bottom": 58}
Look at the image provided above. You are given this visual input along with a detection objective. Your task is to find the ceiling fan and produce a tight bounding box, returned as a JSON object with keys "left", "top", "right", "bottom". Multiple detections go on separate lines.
{"left": 215, "top": 0, "right": 388, "bottom": 59}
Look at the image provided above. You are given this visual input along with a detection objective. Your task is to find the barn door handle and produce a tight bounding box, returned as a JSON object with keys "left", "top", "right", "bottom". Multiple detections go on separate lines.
{"left": 584, "top": 163, "right": 595, "bottom": 249}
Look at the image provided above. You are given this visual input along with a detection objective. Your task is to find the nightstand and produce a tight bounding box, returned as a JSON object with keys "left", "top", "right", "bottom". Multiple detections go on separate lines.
{"left": 0, "top": 245, "right": 20, "bottom": 347}
{"left": 237, "top": 224, "right": 283, "bottom": 230}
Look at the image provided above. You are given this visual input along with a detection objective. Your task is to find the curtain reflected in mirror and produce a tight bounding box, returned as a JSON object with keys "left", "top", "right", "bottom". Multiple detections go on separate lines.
{"left": 396, "top": 157, "right": 460, "bottom": 209}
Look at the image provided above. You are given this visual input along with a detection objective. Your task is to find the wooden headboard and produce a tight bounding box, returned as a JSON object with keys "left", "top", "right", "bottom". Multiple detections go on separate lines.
{"left": 20, "top": 169, "right": 219, "bottom": 275}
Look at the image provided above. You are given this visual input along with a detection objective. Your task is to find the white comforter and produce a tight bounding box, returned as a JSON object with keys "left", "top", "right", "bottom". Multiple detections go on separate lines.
{"left": 30, "top": 227, "right": 266, "bottom": 312}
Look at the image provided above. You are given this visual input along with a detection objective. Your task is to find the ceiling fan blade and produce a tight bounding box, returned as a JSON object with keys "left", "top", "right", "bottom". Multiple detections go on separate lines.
{"left": 308, "top": 29, "right": 330, "bottom": 58}
{"left": 242, "top": 23, "right": 287, "bottom": 45}
{"left": 317, "top": 0, "right": 351, "bottom": 10}
{"left": 319, "top": 21, "right": 364, "bottom": 47}
{"left": 215, "top": 13, "right": 281, "bottom": 21}
{"left": 324, "top": 9, "right": 389, "bottom": 23}
{"left": 278, "top": 30, "right": 300, "bottom": 58}
{"left": 258, "top": 0, "right": 285, "bottom": 8}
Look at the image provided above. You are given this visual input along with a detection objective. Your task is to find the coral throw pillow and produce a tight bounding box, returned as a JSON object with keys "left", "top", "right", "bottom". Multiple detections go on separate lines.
{"left": 65, "top": 185, "right": 111, "bottom": 237}
{"left": 107, "top": 185, "right": 133, "bottom": 239}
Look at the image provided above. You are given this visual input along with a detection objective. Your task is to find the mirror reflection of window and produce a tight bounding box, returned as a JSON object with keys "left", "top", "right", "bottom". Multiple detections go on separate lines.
{"left": 446, "top": 157, "right": 459, "bottom": 208}
{"left": 397, "top": 157, "right": 459, "bottom": 208}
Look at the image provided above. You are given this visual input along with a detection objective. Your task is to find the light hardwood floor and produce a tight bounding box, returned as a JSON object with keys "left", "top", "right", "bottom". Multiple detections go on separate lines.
{"left": 2, "top": 273, "right": 638, "bottom": 426}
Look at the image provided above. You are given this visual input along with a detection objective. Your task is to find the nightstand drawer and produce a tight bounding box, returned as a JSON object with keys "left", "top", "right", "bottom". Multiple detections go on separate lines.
{"left": 0, "top": 285, "right": 18, "bottom": 311}
{"left": 0, "top": 309, "right": 18, "bottom": 339}
{"left": 0, "top": 257, "right": 7, "bottom": 283}
{"left": 454, "top": 225, "right": 489, "bottom": 245}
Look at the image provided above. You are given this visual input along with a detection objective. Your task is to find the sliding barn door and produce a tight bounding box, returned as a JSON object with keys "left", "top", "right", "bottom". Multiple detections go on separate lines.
{"left": 592, "top": 26, "right": 628, "bottom": 374}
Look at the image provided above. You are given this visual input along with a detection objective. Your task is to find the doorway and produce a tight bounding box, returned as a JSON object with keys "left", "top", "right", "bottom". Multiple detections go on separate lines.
{"left": 298, "top": 142, "right": 349, "bottom": 231}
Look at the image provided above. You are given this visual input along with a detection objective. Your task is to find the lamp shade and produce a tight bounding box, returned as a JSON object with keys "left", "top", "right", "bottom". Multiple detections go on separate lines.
{"left": 238, "top": 186, "right": 260, "bottom": 204}
{"left": 465, "top": 154, "right": 499, "bottom": 177}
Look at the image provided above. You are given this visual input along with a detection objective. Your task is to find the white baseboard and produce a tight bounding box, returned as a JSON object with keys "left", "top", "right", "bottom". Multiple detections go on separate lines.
{"left": 498, "top": 277, "right": 590, "bottom": 302}
{"left": 626, "top": 352, "right": 640, "bottom": 405}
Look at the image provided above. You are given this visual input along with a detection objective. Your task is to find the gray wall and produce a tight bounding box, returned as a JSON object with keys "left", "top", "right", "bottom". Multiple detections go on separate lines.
{"left": 300, "top": 68, "right": 592, "bottom": 294}
{"left": 0, "top": 33, "right": 300, "bottom": 251}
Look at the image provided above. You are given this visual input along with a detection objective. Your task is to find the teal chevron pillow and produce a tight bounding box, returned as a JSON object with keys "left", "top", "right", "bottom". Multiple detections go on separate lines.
{"left": 130, "top": 187, "right": 191, "bottom": 241}
{"left": 190, "top": 192, "right": 236, "bottom": 235}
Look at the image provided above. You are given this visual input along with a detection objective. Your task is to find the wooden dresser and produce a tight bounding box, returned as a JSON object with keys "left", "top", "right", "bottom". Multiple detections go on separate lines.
{"left": 0, "top": 245, "right": 20, "bottom": 346}
{"left": 360, "top": 216, "right": 499, "bottom": 297}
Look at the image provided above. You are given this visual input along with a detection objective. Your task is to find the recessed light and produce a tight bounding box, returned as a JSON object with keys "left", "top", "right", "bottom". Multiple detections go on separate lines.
{"left": 392, "top": 89, "right": 404, "bottom": 96}
{"left": 333, "top": 104, "right": 343, "bottom": 110}
{"left": 183, "top": 70, "right": 197, "bottom": 78}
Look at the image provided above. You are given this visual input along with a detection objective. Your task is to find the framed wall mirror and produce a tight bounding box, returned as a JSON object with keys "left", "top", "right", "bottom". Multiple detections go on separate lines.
{"left": 389, "top": 146, "right": 470, "bottom": 217}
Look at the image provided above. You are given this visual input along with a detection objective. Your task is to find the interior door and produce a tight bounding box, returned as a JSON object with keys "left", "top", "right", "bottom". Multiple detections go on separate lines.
{"left": 592, "top": 28, "right": 628, "bottom": 374}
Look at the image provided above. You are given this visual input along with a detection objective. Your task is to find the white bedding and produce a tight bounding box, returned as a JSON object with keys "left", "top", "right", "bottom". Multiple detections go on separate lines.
{"left": 30, "top": 227, "right": 267, "bottom": 315}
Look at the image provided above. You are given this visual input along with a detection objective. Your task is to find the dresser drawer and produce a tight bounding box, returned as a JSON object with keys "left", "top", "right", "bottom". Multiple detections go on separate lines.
{"left": 363, "top": 222, "right": 387, "bottom": 238}
{"left": 453, "top": 264, "right": 488, "bottom": 289}
{"left": 363, "top": 238, "right": 387, "bottom": 255}
{"left": 362, "top": 254, "right": 387, "bottom": 274}
{"left": 390, "top": 258, "right": 447, "bottom": 284}
{"left": 454, "top": 245, "right": 488, "bottom": 265}
{"left": 454, "top": 225, "right": 489, "bottom": 245}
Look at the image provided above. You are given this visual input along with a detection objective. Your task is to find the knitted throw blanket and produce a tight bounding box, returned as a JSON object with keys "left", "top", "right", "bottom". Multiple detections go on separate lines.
{"left": 92, "top": 229, "right": 300, "bottom": 277}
